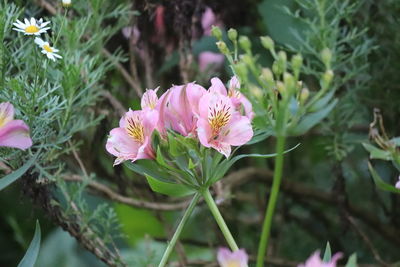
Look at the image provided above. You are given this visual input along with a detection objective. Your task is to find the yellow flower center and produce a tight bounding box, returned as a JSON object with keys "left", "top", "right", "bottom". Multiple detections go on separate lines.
{"left": 126, "top": 116, "right": 145, "bottom": 143}
{"left": 43, "top": 45, "right": 53, "bottom": 53}
{"left": 228, "top": 89, "right": 241, "bottom": 98}
{"left": 226, "top": 261, "right": 241, "bottom": 267}
{"left": 25, "top": 25, "right": 39, "bottom": 33}
{"left": 208, "top": 101, "right": 231, "bottom": 135}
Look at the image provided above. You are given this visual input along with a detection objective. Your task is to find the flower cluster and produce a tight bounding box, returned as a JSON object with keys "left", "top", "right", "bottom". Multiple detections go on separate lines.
{"left": 106, "top": 76, "right": 254, "bottom": 165}
{"left": 0, "top": 102, "right": 32, "bottom": 150}
{"left": 13, "top": 17, "right": 62, "bottom": 61}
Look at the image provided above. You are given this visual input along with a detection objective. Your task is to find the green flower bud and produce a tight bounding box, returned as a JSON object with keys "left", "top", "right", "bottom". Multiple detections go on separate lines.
{"left": 283, "top": 72, "right": 295, "bottom": 92}
{"left": 276, "top": 81, "right": 286, "bottom": 96}
{"left": 300, "top": 88, "right": 310, "bottom": 103}
{"left": 216, "top": 41, "right": 229, "bottom": 55}
{"left": 211, "top": 26, "right": 223, "bottom": 40}
{"left": 322, "top": 69, "right": 334, "bottom": 87}
{"left": 260, "top": 36, "right": 274, "bottom": 51}
{"left": 321, "top": 48, "right": 332, "bottom": 67}
{"left": 261, "top": 68, "right": 274, "bottom": 84}
{"left": 239, "top": 36, "right": 251, "bottom": 52}
{"left": 227, "top": 28, "right": 238, "bottom": 42}
{"left": 291, "top": 54, "right": 303, "bottom": 73}
{"left": 277, "top": 51, "right": 287, "bottom": 73}
{"left": 250, "top": 85, "right": 263, "bottom": 100}
{"left": 241, "top": 54, "right": 253, "bottom": 65}
{"left": 272, "top": 61, "right": 282, "bottom": 76}
{"left": 234, "top": 62, "right": 248, "bottom": 81}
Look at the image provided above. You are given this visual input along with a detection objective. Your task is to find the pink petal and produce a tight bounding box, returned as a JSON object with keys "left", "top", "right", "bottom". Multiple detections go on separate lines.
{"left": 209, "top": 77, "right": 228, "bottom": 96}
{"left": 221, "top": 114, "right": 253, "bottom": 146}
{"left": 217, "top": 247, "right": 249, "bottom": 267}
{"left": 106, "top": 127, "right": 141, "bottom": 165}
{"left": 0, "top": 102, "right": 15, "bottom": 127}
{"left": 142, "top": 109, "right": 159, "bottom": 136}
{"left": 201, "top": 7, "right": 217, "bottom": 35}
{"left": 141, "top": 88, "right": 159, "bottom": 110}
{"left": 0, "top": 120, "right": 32, "bottom": 150}
{"left": 198, "top": 52, "right": 224, "bottom": 72}
{"left": 396, "top": 176, "right": 400, "bottom": 189}
{"left": 238, "top": 94, "right": 254, "bottom": 120}
{"left": 197, "top": 118, "right": 212, "bottom": 148}
{"left": 229, "top": 76, "right": 240, "bottom": 89}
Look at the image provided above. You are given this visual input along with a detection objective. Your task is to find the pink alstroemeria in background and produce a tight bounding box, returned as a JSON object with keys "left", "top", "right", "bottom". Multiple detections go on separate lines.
{"left": 202, "top": 7, "right": 224, "bottom": 36}
{"left": 161, "top": 83, "right": 206, "bottom": 137}
{"left": 141, "top": 88, "right": 159, "bottom": 110}
{"left": 395, "top": 175, "right": 400, "bottom": 189}
{"left": 106, "top": 109, "right": 158, "bottom": 165}
{"left": 0, "top": 102, "right": 32, "bottom": 150}
{"left": 198, "top": 51, "right": 225, "bottom": 72}
{"left": 217, "top": 247, "right": 249, "bottom": 267}
{"left": 209, "top": 77, "right": 254, "bottom": 120}
{"left": 298, "top": 251, "right": 342, "bottom": 267}
{"left": 197, "top": 90, "right": 253, "bottom": 157}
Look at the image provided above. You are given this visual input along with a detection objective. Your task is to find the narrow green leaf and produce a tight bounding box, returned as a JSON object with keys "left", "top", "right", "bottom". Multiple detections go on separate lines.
{"left": 322, "top": 242, "right": 332, "bottom": 262}
{"left": 309, "top": 89, "right": 335, "bottom": 112}
{"left": 0, "top": 152, "right": 39, "bottom": 191}
{"left": 368, "top": 162, "right": 400, "bottom": 194}
{"left": 144, "top": 174, "right": 194, "bottom": 197}
{"left": 290, "top": 99, "right": 337, "bottom": 136}
{"left": 18, "top": 220, "right": 41, "bottom": 267}
{"left": 245, "top": 129, "right": 272, "bottom": 145}
{"left": 345, "top": 253, "right": 357, "bottom": 267}
{"left": 362, "top": 143, "right": 392, "bottom": 160}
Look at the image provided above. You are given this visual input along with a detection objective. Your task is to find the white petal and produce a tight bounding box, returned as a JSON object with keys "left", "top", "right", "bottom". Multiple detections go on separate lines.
{"left": 24, "top": 18, "right": 29, "bottom": 25}
{"left": 53, "top": 53, "right": 62, "bottom": 59}
{"left": 41, "top": 21, "right": 50, "bottom": 27}
{"left": 13, "top": 28, "right": 25, "bottom": 33}
{"left": 34, "top": 37, "right": 44, "bottom": 46}
{"left": 30, "top": 17, "right": 36, "bottom": 25}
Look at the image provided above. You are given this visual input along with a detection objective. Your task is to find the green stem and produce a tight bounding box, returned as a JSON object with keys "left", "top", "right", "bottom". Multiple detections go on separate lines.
{"left": 158, "top": 192, "right": 201, "bottom": 267}
{"left": 202, "top": 188, "right": 239, "bottom": 251}
{"left": 256, "top": 134, "right": 286, "bottom": 267}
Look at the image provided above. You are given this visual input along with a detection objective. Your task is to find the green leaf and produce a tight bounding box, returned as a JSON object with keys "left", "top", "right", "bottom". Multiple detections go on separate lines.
{"left": 309, "top": 90, "right": 335, "bottom": 112}
{"left": 145, "top": 174, "right": 195, "bottom": 197}
{"left": 209, "top": 143, "right": 300, "bottom": 184}
{"left": 290, "top": 99, "right": 337, "bottom": 136}
{"left": 125, "top": 160, "right": 171, "bottom": 182}
{"left": 368, "top": 162, "right": 400, "bottom": 194}
{"left": 245, "top": 129, "right": 272, "bottom": 145}
{"left": 345, "top": 253, "right": 357, "bottom": 267}
{"left": 18, "top": 220, "right": 41, "bottom": 267}
{"left": 0, "top": 152, "right": 39, "bottom": 191}
{"left": 362, "top": 143, "right": 392, "bottom": 161}
{"left": 322, "top": 242, "right": 331, "bottom": 262}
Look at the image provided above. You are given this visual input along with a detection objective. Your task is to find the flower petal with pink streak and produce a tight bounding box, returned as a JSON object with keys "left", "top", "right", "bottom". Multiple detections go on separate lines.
{"left": 298, "top": 251, "right": 342, "bottom": 267}
{"left": 217, "top": 247, "right": 249, "bottom": 267}
{"left": 0, "top": 102, "right": 14, "bottom": 127}
{"left": 141, "top": 88, "right": 159, "bottom": 110}
{"left": 209, "top": 77, "right": 228, "bottom": 95}
{"left": 0, "top": 120, "right": 32, "bottom": 150}
{"left": 222, "top": 114, "right": 253, "bottom": 146}
{"left": 106, "top": 128, "right": 142, "bottom": 165}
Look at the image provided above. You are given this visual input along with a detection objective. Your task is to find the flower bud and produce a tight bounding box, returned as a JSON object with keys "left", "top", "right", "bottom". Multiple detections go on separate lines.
{"left": 239, "top": 36, "right": 251, "bottom": 52}
{"left": 250, "top": 85, "right": 263, "bottom": 100}
{"left": 260, "top": 36, "right": 274, "bottom": 51}
{"left": 216, "top": 41, "right": 229, "bottom": 55}
{"left": 211, "top": 26, "right": 223, "bottom": 40}
{"left": 276, "top": 81, "right": 286, "bottom": 96}
{"left": 234, "top": 62, "right": 248, "bottom": 81}
{"left": 300, "top": 88, "right": 309, "bottom": 103}
{"left": 277, "top": 51, "right": 287, "bottom": 74}
{"left": 227, "top": 28, "right": 238, "bottom": 42}
{"left": 241, "top": 54, "right": 253, "bottom": 65}
{"left": 322, "top": 69, "right": 334, "bottom": 87}
{"left": 283, "top": 72, "right": 295, "bottom": 92}
{"left": 321, "top": 48, "right": 332, "bottom": 67}
{"left": 291, "top": 54, "right": 303, "bottom": 73}
{"left": 261, "top": 68, "right": 274, "bottom": 84}
{"left": 62, "top": 0, "right": 71, "bottom": 7}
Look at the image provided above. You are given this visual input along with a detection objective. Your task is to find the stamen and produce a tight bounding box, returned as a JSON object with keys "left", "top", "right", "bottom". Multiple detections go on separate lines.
{"left": 43, "top": 45, "right": 53, "bottom": 53}
{"left": 25, "top": 25, "right": 39, "bottom": 33}
{"left": 208, "top": 100, "right": 231, "bottom": 135}
{"left": 126, "top": 115, "right": 145, "bottom": 143}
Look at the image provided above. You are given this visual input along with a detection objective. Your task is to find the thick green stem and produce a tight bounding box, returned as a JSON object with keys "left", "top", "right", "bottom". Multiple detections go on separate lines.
{"left": 256, "top": 135, "right": 286, "bottom": 267}
{"left": 202, "top": 188, "right": 239, "bottom": 251}
{"left": 158, "top": 192, "right": 200, "bottom": 267}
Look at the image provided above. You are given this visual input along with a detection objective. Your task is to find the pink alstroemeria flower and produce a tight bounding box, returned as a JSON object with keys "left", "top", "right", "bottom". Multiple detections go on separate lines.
{"left": 106, "top": 109, "right": 158, "bottom": 165}
{"left": 202, "top": 7, "right": 223, "bottom": 36}
{"left": 298, "top": 251, "right": 342, "bottom": 267}
{"left": 0, "top": 102, "right": 32, "bottom": 150}
{"left": 217, "top": 247, "right": 249, "bottom": 267}
{"left": 141, "top": 88, "right": 159, "bottom": 110}
{"left": 209, "top": 76, "right": 254, "bottom": 120}
{"left": 197, "top": 91, "right": 253, "bottom": 157}
{"left": 198, "top": 51, "right": 225, "bottom": 72}
{"left": 161, "top": 83, "right": 206, "bottom": 137}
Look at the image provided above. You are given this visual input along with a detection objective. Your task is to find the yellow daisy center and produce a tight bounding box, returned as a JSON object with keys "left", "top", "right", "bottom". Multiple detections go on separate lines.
{"left": 126, "top": 116, "right": 145, "bottom": 143}
{"left": 43, "top": 45, "right": 53, "bottom": 53}
{"left": 25, "top": 25, "right": 39, "bottom": 33}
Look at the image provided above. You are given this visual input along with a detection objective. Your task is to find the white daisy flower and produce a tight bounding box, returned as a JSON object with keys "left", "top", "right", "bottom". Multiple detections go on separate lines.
{"left": 13, "top": 18, "right": 51, "bottom": 36}
{"left": 62, "top": 0, "right": 72, "bottom": 7}
{"left": 34, "top": 38, "right": 62, "bottom": 61}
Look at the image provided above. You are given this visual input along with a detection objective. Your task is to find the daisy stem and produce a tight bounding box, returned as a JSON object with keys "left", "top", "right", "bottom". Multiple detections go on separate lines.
{"left": 202, "top": 188, "right": 239, "bottom": 251}
{"left": 256, "top": 134, "right": 286, "bottom": 267}
{"left": 158, "top": 192, "right": 201, "bottom": 267}
{"left": 54, "top": 9, "right": 68, "bottom": 46}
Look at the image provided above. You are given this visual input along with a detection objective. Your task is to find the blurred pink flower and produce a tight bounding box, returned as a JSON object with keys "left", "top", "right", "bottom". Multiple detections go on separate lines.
{"left": 198, "top": 51, "right": 225, "bottom": 72}
{"left": 202, "top": 7, "right": 223, "bottom": 36}
{"left": 396, "top": 176, "right": 400, "bottom": 189}
{"left": 209, "top": 77, "right": 254, "bottom": 120}
{"left": 106, "top": 109, "right": 158, "bottom": 165}
{"left": 197, "top": 90, "right": 253, "bottom": 157}
{"left": 160, "top": 83, "right": 206, "bottom": 137}
{"left": 0, "top": 102, "right": 32, "bottom": 150}
{"left": 141, "top": 88, "right": 159, "bottom": 110}
{"left": 298, "top": 251, "right": 342, "bottom": 267}
{"left": 217, "top": 247, "right": 248, "bottom": 267}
